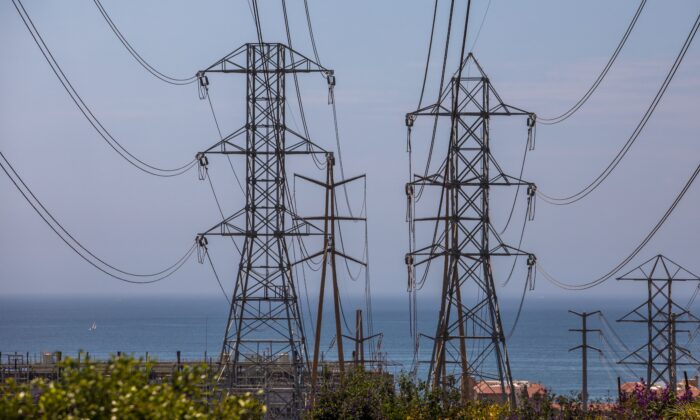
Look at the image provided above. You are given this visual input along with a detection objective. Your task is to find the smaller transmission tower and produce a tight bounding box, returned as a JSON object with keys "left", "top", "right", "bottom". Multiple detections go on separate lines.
{"left": 568, "top": 310, "right": 601, "bottom": 412}
{"left": 617, "top": 255, "right": 700, "bottom": 390}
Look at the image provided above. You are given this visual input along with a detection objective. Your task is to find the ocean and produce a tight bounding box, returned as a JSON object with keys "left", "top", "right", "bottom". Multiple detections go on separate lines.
{"left": 0, "top": 294, "right": 684, "bottom": 400}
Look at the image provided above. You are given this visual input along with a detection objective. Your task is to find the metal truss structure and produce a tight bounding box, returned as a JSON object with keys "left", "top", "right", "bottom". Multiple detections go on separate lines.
{"left": 617, "top": 255, "right": 700, "bottom": 391}
{"left": 405, "top": 54, "right": 536, "bottom": 405}
{"left": 195, "top": 43, "right": 332, "bottom": 417}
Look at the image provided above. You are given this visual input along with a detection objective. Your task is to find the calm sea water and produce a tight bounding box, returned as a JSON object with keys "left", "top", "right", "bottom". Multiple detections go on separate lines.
{"left": 0, "top": 295, "right": 685, "bottom": 399}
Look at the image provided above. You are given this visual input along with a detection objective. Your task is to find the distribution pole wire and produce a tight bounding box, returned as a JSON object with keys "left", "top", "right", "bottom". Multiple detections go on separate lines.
{"left": 203, "top": 167, "right": 242, "bottom": 257}
{"left": 297, "top": 1, "right": 356, "bottom": 215}
{"left": 280, "top": 0, "right": 326, "bottom": 171}
{"left": 500, "top": 138, "right": 530, "bottom": 235}
{"left": 274, "top": 0, "right": 347, "bottom": 352}
{"left": 205, "top": 251, "right": 230, "bottom": 305}
{"left": 0, "top": 151, "right": 195, "bottom": 284}
{"left": 500, "top": 210, "right": 529, "bottom": 288}
{"left": 294, "top": 0, "right": 376, "bottom": 343}
{"left": 205, "top": 94, "right": 245, "bottom": 194}
{"left": 11, "top": 0, "right": 197, "bottom": 177}
{"left": 598, "top": 312, "right": 634, "bottom": 355}
{"left": 538, "top": 164, "right": 700, "bottom": 290}
{"left": 506, "top": 271, "right": 530, "bottom": 340}
{"left": 538, "top": 0, "right": 647, "bottom": 124}
{"left": 92, "top": 0, "right": 197, "bottom": 85}
{"left": 538, "top": 12, "right": 700, "bottom": 205}
{"left": 598, "top": 329, "right": 640, "bottom": 379}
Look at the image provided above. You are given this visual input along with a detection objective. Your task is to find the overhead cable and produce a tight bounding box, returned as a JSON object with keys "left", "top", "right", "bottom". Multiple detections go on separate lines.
{"left": 11, "top": 0, "right": 196, "bottom": 177}
{"left": 538, "top": 0, "right": 647, "bottom": 124}
{"left": 0, "top": 152, "right": 194, "bottom": 284}
{"left": 93, "top": 0, "right": 197, "bottom": 85}
{"left": 538, "top": 11, "right": 700, "bottom": 205}
{"left": 416, "top": 0, "right": 440, "bottom": 109}
{"left": 539, "top": 163, "right": 700, "bottom": 290}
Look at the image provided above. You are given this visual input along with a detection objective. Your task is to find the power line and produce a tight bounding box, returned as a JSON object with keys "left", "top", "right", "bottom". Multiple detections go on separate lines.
{"left": 303, "top": 0, "right": 321, "bottom": 64}
{"left": 205, "top": 251, "right": 230, "bottom": 304}
{"left": 11, "top": 0, "right": 196, "bottom": 177}
{"left": 506, "top": 272, "right": 530, "bottom": 340}
{"left": 416, "top": 0, "right": 440, "bottom": 109}
{"left": 538, "top": 163, "right": 700, "bottom": 290}
{"left": 205, "top": 93, "right": 245, "bottom": 194}
{"left": 296, "top": 0, "right": 356, "bottom": 215}
{"left": 538, "top": 0, "right": 647, "bottom": 124}
{"left": 0, "top": 151, "right": 194, "bottom": 284}
{"left": 92, "top": 0, "right": 197, "bottom": 85}
{"left": 416, "top": 0, "right": 456, "bottom": 202}
{"left": 538, "top": 11, "right": 700, "bottom": 205}
{"left": 468, "top": 0, "right": 491, "bottom": 51}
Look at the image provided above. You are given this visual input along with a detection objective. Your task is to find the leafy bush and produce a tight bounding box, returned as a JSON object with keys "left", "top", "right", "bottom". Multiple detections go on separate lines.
{"left": 616, "top": 382, "right": 695, "bottom": 419}
{"left": 309, "top": 369, "right": 507, "bottom": 419}
{"left": 0, "top": 355, "right": 265, "bottom": 419}
{"left": 309, "top": 369, "right": 698, "bottom": 419}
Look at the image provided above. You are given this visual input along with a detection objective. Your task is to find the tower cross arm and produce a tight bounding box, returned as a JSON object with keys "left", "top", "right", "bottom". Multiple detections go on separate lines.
{"left": 200, "top": 43, "right": 332, "bottom": 75}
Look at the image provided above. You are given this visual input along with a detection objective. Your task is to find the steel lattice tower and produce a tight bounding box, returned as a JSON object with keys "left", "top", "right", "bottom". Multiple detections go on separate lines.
{"left": 195, "top": 43, "right": 332, "bottom": 417}
{"left": 405, "top": 54, "right": 536, "bottom": 405}
{"left": 617, "top": 255, "right": 700, "bottom": 390}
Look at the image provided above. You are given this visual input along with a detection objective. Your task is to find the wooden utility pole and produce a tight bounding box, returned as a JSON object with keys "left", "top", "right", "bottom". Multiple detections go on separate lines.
{"left": 299, "top": 154, "right": 367, "bottom": 397}
{"left": 342, "top": 309, "right": 382, "bottom": 371}
{"left": 669, "top": 313, "right": 677, "bottom": 392}
{"left": 569, "top": 310, "right": 601, "bottom": 412}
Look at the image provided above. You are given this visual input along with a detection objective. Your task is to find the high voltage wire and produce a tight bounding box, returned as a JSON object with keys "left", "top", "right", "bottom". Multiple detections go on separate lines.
{"left": 538, "top": 0, "right": 647, "bottom": 125}
{"left": 92, "top": 0, "right": 197, "bottom": 85}
{"left": 0, "top": 152, "right": 195, "bottom": 284}
{"left": 407, "top": 0, "right": 458, "bottom": 299}
{"left": 538, "top": 11, "right": 700, "bottom": 206}
{"left": 538, "top": 163, "right": 700, "bottom": 291}
{"left": 296, "top": 1, "right": 356, "bottom": 216}
{"left": 416, "top": 0, "right": 456, "bottom": 202}
{"left": 11, "top": 0, "right": 197, "bottom": 177}
{"left": 416, "top": 0, "right": 440, "bottom": 110}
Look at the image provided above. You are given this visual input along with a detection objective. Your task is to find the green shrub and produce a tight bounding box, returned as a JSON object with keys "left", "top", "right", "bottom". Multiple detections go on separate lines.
{"left": 0, "top": 355, "right": 265, "bottom": 419}
{"left": 309, "top": 370, "right": 698, "bottom": 419}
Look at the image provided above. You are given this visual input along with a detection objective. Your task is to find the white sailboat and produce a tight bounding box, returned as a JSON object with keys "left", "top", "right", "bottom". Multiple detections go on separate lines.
{"left": 88, "top": 321, "right": 97, "bottom": 332}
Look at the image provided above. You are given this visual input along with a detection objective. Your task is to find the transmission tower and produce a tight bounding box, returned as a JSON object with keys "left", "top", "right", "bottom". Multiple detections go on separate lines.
{"left": 194, "top": 43, "right": 333, "bottom": 417}
{"left": 617, "top": 255, "right": 700, "bottom": 391}
{"left": 405, "top": 54, "right": 536, "bottom": 405}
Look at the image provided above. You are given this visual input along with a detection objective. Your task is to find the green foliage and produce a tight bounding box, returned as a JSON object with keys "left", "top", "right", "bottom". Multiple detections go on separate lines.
{"left": 664, "top": 397, "right": 700, "bottom": 419}
{"left": 615, "top": 383, "right": 696, "bottom": 419}
{"left": 309, "top": 369, "right": 507, "bottom": 419}
{"left": 0, "top": 355, "right": 265, "bottom": 419}
{"left": 309, "top": 369, "right": 698, "bottom": 419}
{"left": 311, "top": 368, "right": 395, "bottom": 419}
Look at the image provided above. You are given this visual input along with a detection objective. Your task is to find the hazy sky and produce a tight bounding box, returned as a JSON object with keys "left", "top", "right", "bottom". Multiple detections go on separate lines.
{"left": 1, "top": 0, "right": 699, "bottom": 309}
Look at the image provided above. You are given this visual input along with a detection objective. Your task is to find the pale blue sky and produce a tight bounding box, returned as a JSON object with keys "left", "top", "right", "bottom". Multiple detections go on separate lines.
{"left": 1, "top": 0, "right": 699, "bottom": 308}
